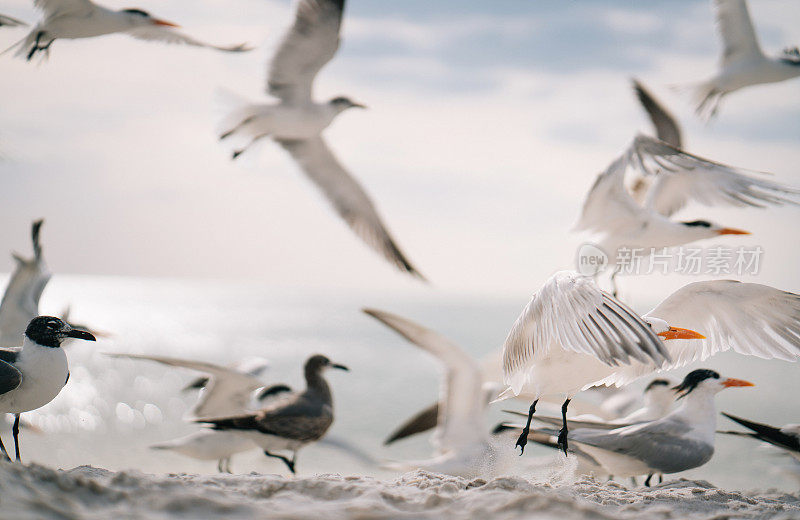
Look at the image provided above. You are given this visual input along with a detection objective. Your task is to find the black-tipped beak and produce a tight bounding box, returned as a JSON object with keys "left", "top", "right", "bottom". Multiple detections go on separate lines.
{"left": 331, "top": 363, "right": 349, "bottom": 371}
{"left": 65, "top": 329, "right": 96, "bottom": 342}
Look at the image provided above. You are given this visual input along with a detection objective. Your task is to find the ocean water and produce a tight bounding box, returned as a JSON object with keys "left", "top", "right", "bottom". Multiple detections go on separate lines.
{"left": 7, "top": 275, "right": 800, "bottom": 492}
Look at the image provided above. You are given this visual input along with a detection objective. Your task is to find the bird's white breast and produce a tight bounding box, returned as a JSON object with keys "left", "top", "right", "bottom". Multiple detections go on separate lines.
{"left": 0, "top": 344, "right": 68, "bottom": 414}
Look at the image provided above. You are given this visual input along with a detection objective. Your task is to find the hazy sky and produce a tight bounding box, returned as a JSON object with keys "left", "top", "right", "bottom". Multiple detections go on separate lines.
{"left": 1, "top": 0, "right": 799, "bottom": 300}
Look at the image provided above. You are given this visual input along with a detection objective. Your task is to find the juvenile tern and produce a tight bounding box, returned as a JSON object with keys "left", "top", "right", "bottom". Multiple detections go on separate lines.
{"left": 365, "top": 308, "right": 512, "bottom": 478}
{"left": 0, "top": 220, "right": 50, "bottom": 346}
{"left": 720, "top": 412, "right": 800, "bottom": 460}
{"left": 502, "top": 272, "right": 800, "bottom": 455}
{"left": 199, "top": 354, "right": 348, "bottom": 474}
{"left": 692, "top": 0, "right": 800, "bottom": 118}
{"left": 0, "top": 316, "right": 95, "bottom": 461}
{"left": 530, "top": 370, "right": 754, "bottom": 486}
{"left": 218, "top": 0, "right": 424, "bottom": 279}
{"left": 10, "top": 0, "right": 251, "bottom": 61}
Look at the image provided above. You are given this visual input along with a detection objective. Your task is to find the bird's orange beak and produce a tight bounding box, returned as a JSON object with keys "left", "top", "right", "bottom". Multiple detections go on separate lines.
{"left": 722, "top": 378, "right": 755, "bottom": 388}
{"left": 657, "top": 327, "right": 706, "bottom": 340}
{"left": 717, "top": 228, "right": 750, "bottom": 236}
{"left": 153, "top": 18, "right": 180, "bottom": 28}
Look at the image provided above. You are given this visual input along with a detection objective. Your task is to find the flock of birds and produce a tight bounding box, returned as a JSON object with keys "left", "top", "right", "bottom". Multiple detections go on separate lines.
{"left": 1, "top": 0, "right": 800, "bottom": 488}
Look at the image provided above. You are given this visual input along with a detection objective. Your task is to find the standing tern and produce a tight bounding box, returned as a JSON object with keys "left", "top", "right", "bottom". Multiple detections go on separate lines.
{"left": 9, "top": 0, "right": 251, "bottom": 61}
{"left": 218, "top": 0, "right": 424, "bottom": 279}
{"left": 364, "top": 308, "right": 512, "bottom": 478}
{"left": 0, "top": 220, "right": 50, "bottom": 347}
{"left": 501, "top": 271, "right": 800, "bottom": 455}
{"left": 530, "top": 370, "right": 754, "bottom": 486}
{"left": 198, "top": 354, "right": 348, "bottom": 474}
{"left": 0, "top": 316, "right": 95, "bottom": 461}
{"left": 692, "top": 0, "right": 800, "bottom": 118}
{"left": 720, "top": 412, "right": 800, "bottom": 460}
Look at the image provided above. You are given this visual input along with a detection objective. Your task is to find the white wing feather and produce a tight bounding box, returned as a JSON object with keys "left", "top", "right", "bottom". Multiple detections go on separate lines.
{"left": 33, "top": 0, "right": 93, "bottom": 17}
{"left": 127, "top": 26, "right": 251, "bottom": 52}
{"left": 714, "top": 0, "right": 763, "bottom": 65}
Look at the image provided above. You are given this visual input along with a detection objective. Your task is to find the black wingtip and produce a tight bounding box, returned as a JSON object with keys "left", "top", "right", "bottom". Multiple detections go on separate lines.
{"left": 31, "top": 219, "right": 44, "bottom": 260}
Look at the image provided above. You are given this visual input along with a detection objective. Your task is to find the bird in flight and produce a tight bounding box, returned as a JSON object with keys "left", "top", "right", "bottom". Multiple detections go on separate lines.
{"left": 218, "top": 0, "right": 425, "bottom": 280}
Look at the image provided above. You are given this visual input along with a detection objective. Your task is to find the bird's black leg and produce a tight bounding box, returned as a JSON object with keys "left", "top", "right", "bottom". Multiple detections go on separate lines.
{"left": 515, "top": 399, "right": 538, "bottom": 455}
{"left": 219, "top": 116, "right": 256, "bottom": 141}
{"left": 644, "top": 474, "right": 653, "bottom": 487}
{"left": 217, "top": 458, "right": 225, "bottom": 473}
{"left": 557, "top": 398, "right": 571, "bottom": 455}
{"left": 658, "top": 474, "right": 663, "bottom": 484}
{"left": 12, "top": 414, "right": 21, "bottom": 462}
{"left": 264, "top": 450, "right": 296, "bottom": 474}
{"left": 232, "top": 133, "right": 270, "bottom": 160}
{"left": 0, "top": 433, "right": 10, "bottom": 462}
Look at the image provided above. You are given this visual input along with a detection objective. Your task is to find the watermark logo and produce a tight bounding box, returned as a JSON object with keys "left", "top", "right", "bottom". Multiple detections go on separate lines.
{"left": 576, "top": 243, "right": 609, "bottom": 276}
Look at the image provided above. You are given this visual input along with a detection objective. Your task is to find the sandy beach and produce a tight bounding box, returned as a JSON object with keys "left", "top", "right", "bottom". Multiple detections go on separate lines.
{"left": 3, "top": 464, "right": 799, "bottom": 520}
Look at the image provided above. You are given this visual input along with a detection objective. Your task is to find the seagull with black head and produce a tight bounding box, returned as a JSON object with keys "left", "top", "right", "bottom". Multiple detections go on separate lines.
{"left": 0, "top": 316, "right": 95, "bottom": 461}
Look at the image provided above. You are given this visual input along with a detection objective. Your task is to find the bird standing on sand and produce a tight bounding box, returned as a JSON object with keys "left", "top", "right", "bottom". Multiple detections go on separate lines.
{"left": 529, "top": 370, "right": 754, "bottom": 486}
{"left": 0, "top": 316, "right": 95, "bottom": 461}
{"left": 0, "top": 220, "right": 50, "bottom": 347}
{"left": 501, "top": 272, "right": 800, "bottom": 456}
{"left": 692, "top": 0, "right": 800, "bottom": 118}
{"left": 199, "top": 354, "right": 348, "bottom": 474}
{"left": 9, "top": 0, "right": 251, "bottom": 61}
{"left": 218, "top": 0, "right": 425, "bottom": 279}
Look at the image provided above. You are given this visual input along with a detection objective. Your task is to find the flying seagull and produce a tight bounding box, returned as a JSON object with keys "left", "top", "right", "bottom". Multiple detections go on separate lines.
{"left": 500, "top": 272, "right": 800, "bottom": 456}
{"left": 0, "top": 220, "right": 50, "bottom": 347}
{"left": 364, "top": 308, "right": 512, "bottom": 478}
{"left": 0, "top": 316, "right": 95, "bottom": 461}
{"left": 198, "top": 354, "right": 348, "bottom": 474}
{"left": 217, "top": 0, "right": 425, "bottom": 280}
{"left": 9, "top": 0, "right": 251, "bottom": 61}
{"left": 526, "top": 370, "right": 753, "bottom": 486}
{"left": 692, "top": 0, "right": 800, "bottom": 118}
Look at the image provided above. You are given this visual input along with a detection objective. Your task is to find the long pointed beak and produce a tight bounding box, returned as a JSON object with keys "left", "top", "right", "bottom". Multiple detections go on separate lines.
{"left": 717, "top": 228, "right": 750, "bottom": 236}
{"left": 331, "top": 363, "right": 349, "bottom": 371}
{"left": 65, "top": 329, "right": 96, "bottom": 342}
{"left": 722, "top": 378, "right": 755, "bottom": 388}
{"left": 351, "top": 103, "right": 367, "bottom": 109}
{"left": 657, "top": 327, "right": 706, "bottom": 341}
{"left": 153, "top": 18, "right": 180, "bottom": 28}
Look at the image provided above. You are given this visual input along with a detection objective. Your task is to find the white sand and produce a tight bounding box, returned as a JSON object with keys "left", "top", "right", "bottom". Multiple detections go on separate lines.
{"left": 3, "top": 464, "right": 799, "bottom": 520}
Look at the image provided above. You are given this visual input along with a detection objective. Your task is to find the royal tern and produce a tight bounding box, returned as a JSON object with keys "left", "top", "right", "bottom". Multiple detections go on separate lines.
{"left": 530, "top": 370, "right": 754, "bottom": 486}
{"left": 720, "top": 412, "right": 800, "bottom": 460}
{"left": 0, "top": 220, "right": 50, "bottom": 346}
{"left": 10, "top": 0, "right": 251, "bottom": 61}
{"left": 199, "top": 354, "right": 348, "bottom": 474}
{"left": 0, "top": 316, "right": 95, "bottom": 461}
{"left": 218, "top": 0, "right": 424, "bottom": 279}
{"left": 365, "top": 308, "right": 512, "bottom": 478}
{"left": 502, "top": 271, "right": 800, "bottom": 455}
{"left": 576, "top": 134, "right": 799, "bottom": 281}
{"left": 692, "top": 0, "right": 800, "bottom": 118}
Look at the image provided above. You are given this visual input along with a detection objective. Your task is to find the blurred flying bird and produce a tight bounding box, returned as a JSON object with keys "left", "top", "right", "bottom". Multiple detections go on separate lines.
{"left": 217, "top": 0, "right": 425, "bottom": 280}
{"left": 500, "top": 272, "right": 800, "bottom": 455}
{"left": 0, "top": 220, "right": 50, "bottom": 346}
{"left": 0, "top": 316, "right": 95, "bottom": 461}
{"left": 365, "top": 308, "right": 513, "bottom": 478}
{"left": 8, "top": 0, "right": 251, "bottom": 61}
{"left": 691, "top": 0, "right": 800, "bottom": 118}
{"left": 198, "top": 354, "right": 348, "bottom": 474}
{"left": 522, "top": 370, "right": 754, "bottom": 486}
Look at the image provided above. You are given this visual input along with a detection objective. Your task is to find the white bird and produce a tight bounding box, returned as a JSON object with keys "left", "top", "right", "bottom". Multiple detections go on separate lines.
{"left": 364, "top": 308, "right": 515, "bottom": 478}
{"left": 0, "top": 14, "right": 27, "bottom": 28}
{"left": 0, "top": 220, "right": 50, "bottom": 347}
{"left": 501, "top": 271, "right": 800, "bottom": 455}
{"left": 0, "top": 316, "right": 95, "bottom": 461}
{"left": 576, "top": 134, "right": 799, "bottom": 286}
{"left": 9, "top": 0, "right": 251, "bottom": 61}
{"left": 692, "top": 0, "right": 800, "bottom": 118}
{"left": 218, "top": 0, "right": 424, "bottom": 280}
{"left": 532, "top": 370, "right": 754, "bottom": 486}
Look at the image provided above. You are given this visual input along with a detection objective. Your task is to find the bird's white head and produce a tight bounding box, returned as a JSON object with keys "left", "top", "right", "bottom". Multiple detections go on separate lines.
{"left": 25, "top": 316, "right": 96, "bottom": 349}
{"left": 120, "top": 8, "right": 180, "bottom": 29}
{"left": 680, "top": 219, "right": 750, "bottom": 240}
{"left": 642, "top": 316, "right": 706, "bottom": 341}
{"left": 672, "top": 369, "right": 754, "bottom": 399}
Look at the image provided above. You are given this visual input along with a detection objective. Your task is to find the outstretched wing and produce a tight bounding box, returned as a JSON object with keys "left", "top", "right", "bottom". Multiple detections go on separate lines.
{"left": 33, "top": 0, "right": 93, "bottom": 17}
{"left": 267, "top": 0, "right": 344, "bottom": 104}
{"left": 502, "top": 271, "right": 670, "bottom": 395}
{"left": 280, "top": 137, "right": 425, "bottom": 279}
{"left": 127, "top": 27, "right": 251, "bottom": 52}
{"left": 721, "top": 412, "right": 800, "bottom": 454}
{"left": 645, "top": 280, "right": 800, "bottom": 366}
{"left": 632, "top": 79, "right": 682, "bottom": 148}
{"left": 714, "top": 0, "right": 763, "bottom": 65}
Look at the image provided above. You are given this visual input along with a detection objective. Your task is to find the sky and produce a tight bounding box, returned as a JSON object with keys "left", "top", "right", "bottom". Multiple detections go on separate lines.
{"left": 0, "top": 0, "right": 799, "bottom": 301}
